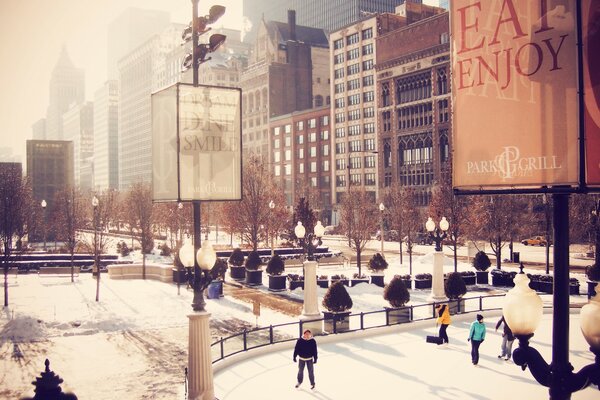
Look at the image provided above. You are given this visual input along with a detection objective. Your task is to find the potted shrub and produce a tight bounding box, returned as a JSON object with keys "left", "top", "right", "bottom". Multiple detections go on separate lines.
{"left": 528, "top": 274, "right": 542, "bottom": 291}
{"left": 330, "top": 274, "right": 349, "bottom": 286}
{"left": 400, "top": 274, "right": 412, "bottom": 289}
{"left": 317, "top": 274, "right": 329, "bottom": 289}
{"left": 586, "top": 264, "right": 600, "bottom": 299}
{"left": 244, "top": 250, "right": 263, "bottom": 286}
{"left": 367, "top": 253, "right": 388, "bottom": 287}
{"left": 351, "top": 272, "right": 369, "bottom": 287}
{"left": 287, "top": 273, "right": 304, "bottom": 290}
{"left": 445, "top": 272, "right": 467, "bottom": 314}
{"left": 473, "top": 251, "right": 491, "bottom": 284}
{"left": 207, "top": 258, "right": 227, "bottom": 298}
{"left": 414, "top": 273, "right": 432, "bottom": 289}
{"left": 228, "top": 248, "right": 246, "bottom": 280}
{"left": 383, "top": 276, "right": 411, "bottom": 324}
{"left": 538, "top": 274, "right": 554, "bottom": 294}
{"left": 459, "top": 271, "right": 476, "bottom": 286}
{"left": 266, "top": 254, "right": 286, "bottom": 291}
{"left": 322, "top": 281, "right": 353, "bottom": 333}
{"left": 491, "top": 269, "right": 516, "bottom": 287}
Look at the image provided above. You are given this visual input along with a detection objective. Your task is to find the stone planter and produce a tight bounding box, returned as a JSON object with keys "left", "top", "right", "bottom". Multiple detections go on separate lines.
{"left": 370, "top": 274, "right": 385, "bottom": 288}
{"left": 538, "top": 281, "right": 553, "bottom": 294}
{"left": 331, "top": 279, "right": 349, "bottom": 287}
{"left": 245, "top": 269, "right": 263, "bottom": 286}
{"left": 587, "top": 281, "right": 598, "bottom": 299}
{"left": 529, "top": 280, "right": 540, "bottom": 291}
{"left": 350, "top": 278, "right": 369, "bottom": 287}
{"left": 414, "top": 279, "right": 432, "bottom": 289}
{"left": 317, "top": 279, "right": 329, "bottom": 289}
{"left": 448, "top": 298, "right": 466, "bottom": 315}
{"left": 268, "top": 274, "right": 287, "bottom": 291}
{"left": 385, "top": 306, "right": 411, "bottom": 325}
{"left": 475, "top": 271, "right": 489, "bottom": 285}
{"left": 322, "top": 311, "right": 351, "bottom": 333}
{"left": 230, "top": 265, "right": 246, "bottom": 280}
{"left": 570, "top": 284, "right": 580, "bottom": 296}
{"left": 462, "top": 275, "right": 476, "bottom": 286}
{"left": 401, "top": 278, "right": 412, "bottom": 290}
{"left": 289, "top": 280, "right": 304, "bottom": 290}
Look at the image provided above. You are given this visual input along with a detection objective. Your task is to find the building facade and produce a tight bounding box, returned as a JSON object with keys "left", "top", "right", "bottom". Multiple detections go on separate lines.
{"left": 93, "top": 80, "right": 119, "bottom": 190}
{"left": 241, "top": 10, "right": 329, "bottom": 158}
{"left": 45, "top": 47, "right": 85, "bottom": 140}
{"left": 63, "top": 102, "right": 94, "bottom": 189}
{"left": 375, "top": 9, "right": 450, "bottom": 206}
{"left": 270, "top": 106, "right": 332, "bottom": 223}
{"left": 31, "top": 119, "right": 46, "bottom": 140}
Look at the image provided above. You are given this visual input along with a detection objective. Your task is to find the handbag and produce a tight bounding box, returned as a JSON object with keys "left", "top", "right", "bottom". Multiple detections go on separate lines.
{"left": 426, "top": 335, "right": 444, "bottom": 345}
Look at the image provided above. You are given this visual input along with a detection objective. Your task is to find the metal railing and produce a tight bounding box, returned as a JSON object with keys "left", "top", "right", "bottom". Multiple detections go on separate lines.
{"left": 210, "top": 293, "right": 539, "bottom": 364}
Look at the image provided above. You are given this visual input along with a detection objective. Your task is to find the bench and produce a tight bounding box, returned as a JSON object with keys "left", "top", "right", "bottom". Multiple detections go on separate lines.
{"left": 316, "top": 255, "right": 345, "bottom": 267}
{"left": 39, "top": 266, "right": 80, "bottom": 277}
{"left": 107, "top": 263, "right": 172, "bottom": 282}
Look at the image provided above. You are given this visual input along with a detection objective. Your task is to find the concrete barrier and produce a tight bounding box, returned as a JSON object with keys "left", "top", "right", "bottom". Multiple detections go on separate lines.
{"left": 39, "top": 266, "right": 80, "bottom": 276}
{"left": 107, "top": 263, "right": 173, "bottom": 283}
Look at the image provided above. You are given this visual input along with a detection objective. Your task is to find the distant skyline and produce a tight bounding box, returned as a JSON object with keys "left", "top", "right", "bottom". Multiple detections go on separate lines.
{"left": 0, "top": 0, "right": 244, "bottom": 163}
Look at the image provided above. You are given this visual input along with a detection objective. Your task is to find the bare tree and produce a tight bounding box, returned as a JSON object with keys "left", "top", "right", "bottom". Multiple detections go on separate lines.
{"left": 54, "top": 186, "right": 86, "bottom": 282}
{"left": 340, "top": 188, "right": 378, "bottom": 275}
{"left": 382, "top": 182, "right": 405, "bottom": 265}
{"left": 0, "top": 165, "right": 31, "bottom": 307}
{"left": 125, "top": 182, "right": 154, "bottom": 279}
{"left": 397, "top": 187, "right": 423, "bottom": 276}
{"left": 571, "top": 193, "right": 600, "bottom": 264}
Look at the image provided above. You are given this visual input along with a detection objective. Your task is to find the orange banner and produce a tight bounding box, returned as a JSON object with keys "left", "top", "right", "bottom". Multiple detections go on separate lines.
{"left": 451, "top": 0, "right": 580, "bottom": 190}
{"left": 583, "top": 0, "right": 600, "bottom": 186}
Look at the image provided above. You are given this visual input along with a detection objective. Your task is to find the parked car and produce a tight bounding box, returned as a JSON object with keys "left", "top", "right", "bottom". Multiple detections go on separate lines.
{"left": 521, "top": 236, "right": 549, "bottom": 246}
{"left": 375, "top": 230, "right": 399, "bottom": 241}
{"left": 402, "top": 233, "right": 433, "bottom": 245}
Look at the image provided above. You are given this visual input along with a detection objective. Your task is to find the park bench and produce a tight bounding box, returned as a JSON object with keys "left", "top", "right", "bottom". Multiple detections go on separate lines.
{"left": 39, "top": 266, "right": 80, "bottom": 277}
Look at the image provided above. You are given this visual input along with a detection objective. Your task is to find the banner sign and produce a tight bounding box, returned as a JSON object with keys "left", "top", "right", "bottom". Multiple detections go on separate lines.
{"left": 583, "top": 0, "right": 600, "bottom": 186}
{"left": 451, "top": 0, "right": 580, "bottom": 190}
{"left": 152, "top": 83, "right": 242, "bottom": 201}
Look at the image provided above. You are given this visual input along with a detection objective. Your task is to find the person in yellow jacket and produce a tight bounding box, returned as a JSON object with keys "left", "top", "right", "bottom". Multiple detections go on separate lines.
{"left": 435, "top": 303, "right": 451, "bottom": 345}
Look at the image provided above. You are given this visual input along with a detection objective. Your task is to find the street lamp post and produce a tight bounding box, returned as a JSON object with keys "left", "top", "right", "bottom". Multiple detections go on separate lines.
{"left": 41, "top": 200, "right": 47, "bottom": 251}
{"left": 92, "top": 196, "right": 100, "bottom": 302}
{"left": 269, "top": 200, "right": 275, "bottom": 257}
{"left": 295, "top": 221, "right": 325, "bottom": 335}
{"left": 426, "top": 216, "right": 449, "bottom": 302}
{"left": 379, "top": 202, "right": 385, "bottom": 258}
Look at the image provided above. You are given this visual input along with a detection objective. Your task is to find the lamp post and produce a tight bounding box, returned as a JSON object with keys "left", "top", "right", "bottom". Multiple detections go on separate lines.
{"left": 92, "top": 196, "right": 100, "bottom": 302}
{"left": 269, "top": 200, "right": 275, "bottom": 257}
{"left": 379, "top": 202, "right": 385, "bottom": 258}
{"left": 426, "top": 216, "right": 449, "bottom": 302}
{"left": 41, "top": 200, "right": 47, "bottom": 251}
{"left": 295, "top": 221, "right": 325, "bottom": 334}
{"left": 503, "top": 194, "right": 600, "bottom": 399}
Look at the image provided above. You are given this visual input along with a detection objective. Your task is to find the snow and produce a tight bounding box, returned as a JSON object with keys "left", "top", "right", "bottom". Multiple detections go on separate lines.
{"left": 0, "top": 241, "right": 593, "bottom": 399}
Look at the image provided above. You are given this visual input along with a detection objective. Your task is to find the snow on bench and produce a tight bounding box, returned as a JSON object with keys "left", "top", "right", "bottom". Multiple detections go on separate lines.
{"left": 38, "top": 266, "right": 80, "bottom": 277}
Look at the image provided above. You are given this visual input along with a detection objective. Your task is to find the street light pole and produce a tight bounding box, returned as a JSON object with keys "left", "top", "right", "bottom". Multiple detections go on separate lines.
{"left": 426, "top": 216, "right": 449, "bottom": 302}
{"left": 269, "top": 200, "right": 275, "bottom": 257}
{"left": 379, "top": 202, "right": 385, "bottom": 258}
{"left": 41, "top": 200, "right": 47, "bottom": 251}
{"left": 92, "top": 196, "right": 100, "bottom": 302}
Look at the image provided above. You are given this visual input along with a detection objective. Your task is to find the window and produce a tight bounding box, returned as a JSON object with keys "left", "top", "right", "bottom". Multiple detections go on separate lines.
{"left": 382, "top": 82, "right": 391, "bottom": 107}
{"left": 285, "top": 124, "right": 291, "bottom": 134}
{"left": 299, "top": 148, "right": 304, "bottom": 159}
{"left": 336, "top": 158, "right": 347, "bottom": 170}
{"left": 349, "top": 140, "right": 362, "bottom": 152}
{"left": 321, "top": 130, "right": 329, "bottom": 140}
{"left": 334, "top": 53, "right": 345, "bottom": 64}
{"left": 348, "top": 109, "right": 361, "bottom": 121}
{"left": 364, "top": 122, "right": 375, "bottom": 133}
{"left": 323, "top": 160, "right": 329, "bottom": 171}
{"left": 335, "top": 112, "right": 346, "bottom": 123}
{"left": 440, "top": 32, "right": 449, "bottom": 44}
{"left": 285, "top": 164, "right": 291, "bottom": 175}
{"left": 274, "top": 138, "right": 280, "bottom": 149}
{"left": 274, "top": 127, "right": 280, "bottom": 136}
{"left": 363, "top": 75, "right": 374, "bottom": 86}
{"left": 275, "top": 165, "right": 281, "bottom": 176}
{"left": 297, "top": 121, "right": 304, "bottom": 130}
{"left": 347, "top": 48, "right": 359, "bottom": 60}
{"left": 348, "top": 94, "right": 360, "bottom": 106}
{"left": 362, "top": 59, "right": 373, "bottom": 71}
{"left": 310, "top": 162, "right": 317, "bottom": 172}
{"left": 365, "top": 155, "right": 376, "bottom": 168}
{"left": 382, "top": 110, "right": 391, "bottom": 132}
{"left": 310, "top": 132, "right": 317, "bottom": 142}
{"left": 321, "top": 115, "right": 329, "bottom": 126}
{"left": 362, "top": 43, "right": 373, "bottom": 56}
{"left": 299, "top": 163, "right": 304, "bottom": 173}
{"left": 274, "top": 152, "right": 280, "bottom": 162}
{"left": 311, "top": 177, "right": 318, "bottom": 187}
{"left": 346, "top": 32, "right": 359, "bottom": 45}
{"left": 334, "top": 97, "right": 345, "bottom": 108}
{"left": 334, "top": 68, "right": 345, "bottom": 79}
{"left": 347, "top": 78, "right": 360, "bottom": 91}
{"left": 350, "top": 173, "right": 361, "bottom": 186}
{"left": 335, "top": 142, "right": 346, "bottom": 154}
{"left": 285, "top": 136, "right": 291, "bottom": 147}
{"left": 336, "top": 174, "right": 346, "bottom": 187}
{"left": 363, "top": 91, "right": 374, "bottom": 103}
{"left": 438, "top": 99, "right": 449, "bottom": 122}
{"left": 362, "top": 27, "right": 373, "bottom": 40}
{"left": 334, "top": 38, "right": 344, "bottom": 50}
{"left": 322, "top": 144, "right": 329, "bottom": 156}
{"left": 350, "top": 156, "right": 361, "bottom": 169}
{"left": 347, "top": 63, "right": 360, "bottom": 76}
{"left": 335, "top": 83, "right": 345, "bottom": 94}
{"left": 315, "top": 95, "right": 324, "bottom": 107}
{"left": 365, "top": 173, "right": 376, "bottom": 186}
{"left": 308, "top": 118, "right": 316, "bottom": 128}
{"left": 335, "top": 128, "right": 345, "bottom": 138}
{"left": 348, "top": 125, "right": 361, "bottom": 136}
{"left": 364, "top": 138, "right": 375, "bottom": 151}
{"left": 285, "top": 150, "right": 291, "bottom": 161}
{"left": 298, "top": 134, "right": 304, "bottom": 144}
{"left": 363, "top": 107, "right": 375, "bottom": 118}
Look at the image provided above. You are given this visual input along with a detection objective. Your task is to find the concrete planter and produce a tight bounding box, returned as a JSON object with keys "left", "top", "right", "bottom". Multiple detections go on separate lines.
{"left": 245, "top": 269, "right": 263, "bottom": 286}
{"left": 475, "top": 271, "right": 489, "bottom": 285}
{"left": 229, "top": 265, "right": 246, "bottom": 280}
{"left": 414, "top": 279, "right": 432, "bottom": 289}
{"left": 385, "top": 307, "right": 411, "bottom": 325}
{"left": 370, "top": 274, "right": 385, "bottom": 287}
{"left": 289, "top": 280, "right": 304, "bottom": 290}
{"left": 401, "top": 278, "right": 412, "bottom": 290}
{"left": 322, "top": 311, "right": 351, "bottom": 333}
{"left": 268, "top": 274, "right": 287, "bottom": 291}
{"left": 350, "top": 278, "right": 369, "bottom": 287}
{"left": 317, "top": 279, "right": 329, "bottom": 289}
{"left": 448, "top": 298, "right": 466, "bottom": 315}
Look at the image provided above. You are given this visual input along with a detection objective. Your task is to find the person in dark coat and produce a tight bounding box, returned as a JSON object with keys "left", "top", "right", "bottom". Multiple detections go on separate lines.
{"left": 495, "top": 315, "right": 515, "bottom": 361}
{"left": 293, "top": 329, "right": 318, "bottom": 389}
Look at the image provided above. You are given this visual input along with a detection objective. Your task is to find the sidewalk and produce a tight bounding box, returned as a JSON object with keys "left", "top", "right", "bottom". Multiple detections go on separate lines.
{"left": 213, "top": 311, "right": 597, "bottom": 400}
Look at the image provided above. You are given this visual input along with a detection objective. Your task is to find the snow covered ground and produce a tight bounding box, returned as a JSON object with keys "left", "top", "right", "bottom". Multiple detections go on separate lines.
{"left": 0, "top": 242, "right": 592, "bottom": 399}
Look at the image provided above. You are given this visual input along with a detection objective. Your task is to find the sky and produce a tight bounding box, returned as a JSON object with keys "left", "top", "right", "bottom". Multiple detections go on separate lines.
{"left": 0, "top": 0, "right": 244, "bottom": 163}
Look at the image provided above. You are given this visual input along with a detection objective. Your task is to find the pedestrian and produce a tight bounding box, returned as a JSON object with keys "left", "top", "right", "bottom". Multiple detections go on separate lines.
{"left": 468, "top": 314, "right": 487, "bottom": 365}
{"left": 495, "top": 315, "right": 515, "bottom": 361}
{"left": 435, "top": 303, "right": 451, "bottom": 345}
{"left": 293, "top": 329, "right": 318, "bottom": 389}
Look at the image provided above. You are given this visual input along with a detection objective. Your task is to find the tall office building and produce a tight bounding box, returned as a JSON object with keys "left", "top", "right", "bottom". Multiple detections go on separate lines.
{"left": 241, "top": 10, "right": 329, "bottom": 158}
{"left": 0, "top": 147, "right": 21, "bottom": 163}
{"left": 45, "top": 47, "right": 85, "bottom": 140}
{"left": 243, "top": 0, "right": 419, "bottom": 42}
{"left": 107, "top": 8, "right": 170, "bottom": 80}
{"left": 63, "top": 102, "right": 94, "bottom": 189}
{"left": 376, "top": 5, "right": 449, "bottom": 206}
{"left": 93, "top": 81, "right": 119, "bottom": 190}
{"left": 118, "top": 24, "right": 183, "bottom": 189}
{"left": 32, "top": 119, "right": 46, "bottom": 140}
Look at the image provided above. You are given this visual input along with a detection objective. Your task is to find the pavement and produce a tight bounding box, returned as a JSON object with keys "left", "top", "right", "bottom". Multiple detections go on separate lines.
{"left": 213, "top": 310, "right": 598, "bottom": 400}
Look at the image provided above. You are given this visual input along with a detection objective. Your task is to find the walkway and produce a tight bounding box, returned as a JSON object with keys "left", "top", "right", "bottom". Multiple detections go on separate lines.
{"left": 213, "top": 311, "right": 597, "bottom": 400}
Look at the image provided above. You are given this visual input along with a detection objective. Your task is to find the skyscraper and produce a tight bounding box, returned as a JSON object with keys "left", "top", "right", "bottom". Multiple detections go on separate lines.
{"left": 63, "top": 102, "right": 94, "bottom": 189}
{"left": 93, "top": 81, "right": 119, "bottom": 190}
{"left": 45, "top": 47, "right": 85, "bottom": 140}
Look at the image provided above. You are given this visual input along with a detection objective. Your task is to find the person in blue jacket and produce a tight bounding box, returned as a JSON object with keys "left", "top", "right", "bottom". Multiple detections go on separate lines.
{"left": 468, "top": 314, "right": 486, "bottom": 365}
{"left": 293, "top": 329, "right": 318, "bottom": 389}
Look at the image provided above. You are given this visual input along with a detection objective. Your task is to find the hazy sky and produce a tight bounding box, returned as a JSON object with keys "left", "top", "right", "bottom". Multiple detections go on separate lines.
{"left": 0, "top": 0, "right": 243, "bottom": 163}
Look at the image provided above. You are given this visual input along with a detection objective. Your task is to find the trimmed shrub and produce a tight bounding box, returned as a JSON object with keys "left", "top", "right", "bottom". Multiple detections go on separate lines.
{"left": 586, "top": 264, "right": 600, "bottom": 281}
{"left": 368, "top": 253, "right": 388, "bottom": 272}
{"left": 244, "top": 250, "right": 262, "bottom": 270}
{"left": 266, "top": 254, "right": 285, "bottom": 276}
{"left": 473, "top": 251, "right": 491, "bottom": 271}
{"left": 415, "top": 273, "right": 432, "bottom": 280}
{"left": 159, "top": 243, "right": 172, "bottom": 257}
{"left": 383, "top": 276, "right": 410, "bottom": 307}
{"left": 322, "top": 281, "right": 353, "bottom": 312}
{"left": 228, "top": 248, "right": 245, "bottom": 266}
{"left": 210, "top": 258, "right": 228, "bottom": 281}
{"left": 445, "top": 272, "right": 467, "bottom": 300}
{"left": 117, "top": 241, "right": 131, "bottom": 257}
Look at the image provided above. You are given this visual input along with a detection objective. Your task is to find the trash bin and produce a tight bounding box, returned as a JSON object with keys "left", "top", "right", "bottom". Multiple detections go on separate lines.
{"left": 207, "top": 280, "right": 222, "bottom": 299}
{"left": 172, "top": 268, "right": 187, "bottom": 283}
{"left": 512, "top": 252, "right": 520, "bottom": 263}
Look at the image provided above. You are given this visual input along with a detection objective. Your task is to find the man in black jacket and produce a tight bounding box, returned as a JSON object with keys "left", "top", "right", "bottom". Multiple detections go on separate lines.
{"left": 293, "top": 329, "right": 318, "bottom": 389}
{"left": 495, "top": 315, "right": 515, "bottom": 361}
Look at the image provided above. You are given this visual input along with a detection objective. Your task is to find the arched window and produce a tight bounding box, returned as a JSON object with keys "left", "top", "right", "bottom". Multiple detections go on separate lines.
{"left": 315, "top": 95, "right": 323, "bottom": 107}
{"left": 384, "top": 141, "right": 392, "bottom": 168}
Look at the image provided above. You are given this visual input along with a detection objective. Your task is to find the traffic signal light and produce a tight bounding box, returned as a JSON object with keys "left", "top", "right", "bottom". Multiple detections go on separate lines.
{"left": 181, "top": 5, "right": 227, "bottom": 71}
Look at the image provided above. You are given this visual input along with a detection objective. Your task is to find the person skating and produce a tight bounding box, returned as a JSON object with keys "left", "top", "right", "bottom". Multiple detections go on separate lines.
{"left": 468, "top": 314, "right": 486, "bottom": 365}
{"left": 495, "top": 315, "right": 515, "bottom": 361}
{"left": 435, "top": 303, "right": 451, "bottom": 345}
{"left": 293, "top": 329, "right": 318, "bottom": 389}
